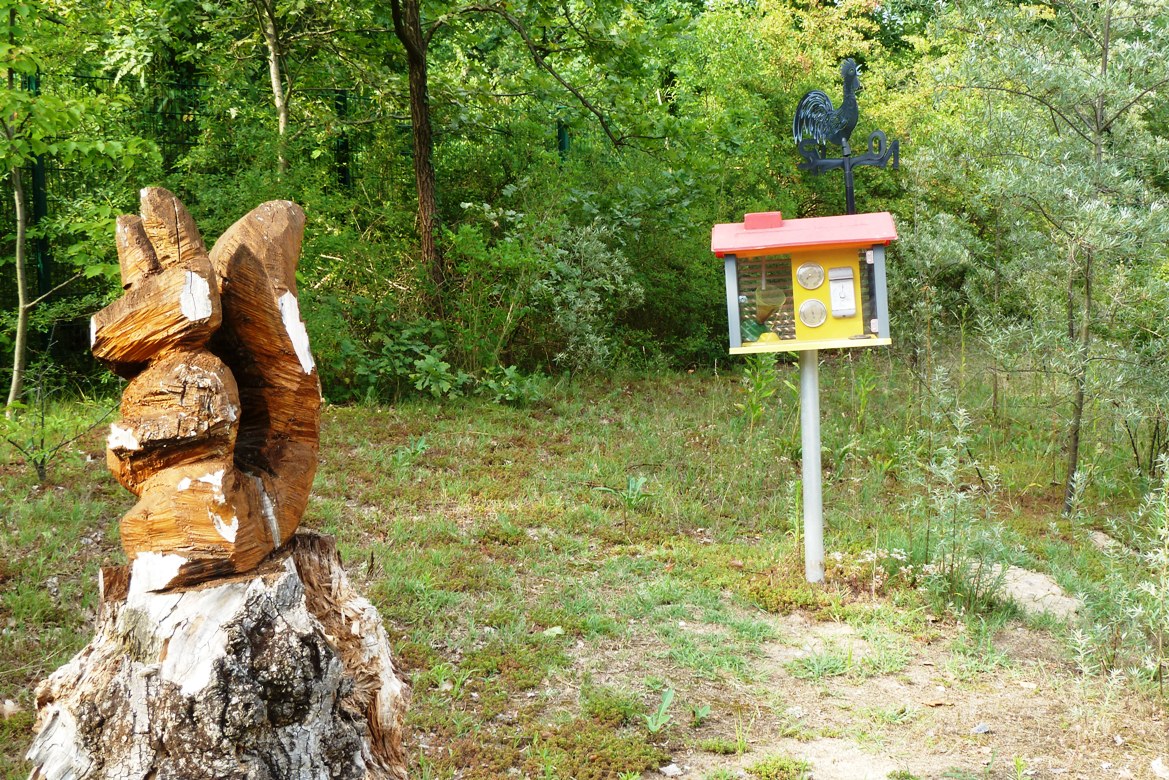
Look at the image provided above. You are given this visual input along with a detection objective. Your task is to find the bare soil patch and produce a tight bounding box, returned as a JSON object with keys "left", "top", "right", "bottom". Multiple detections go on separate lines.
{"left": 571, "top": 611, "right": 1169, "bottom": 780}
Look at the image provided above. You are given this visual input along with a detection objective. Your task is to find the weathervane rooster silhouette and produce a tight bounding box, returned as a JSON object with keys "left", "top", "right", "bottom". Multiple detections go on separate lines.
{"left": 793, "top": 58, "right": 862, "bottom": 157}
{"left": 792, "top": 58, "right": 899, "bottom": 214}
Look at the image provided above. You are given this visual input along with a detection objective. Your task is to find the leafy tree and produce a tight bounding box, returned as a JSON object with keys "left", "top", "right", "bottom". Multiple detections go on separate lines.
{"left": 1, "top": 2, "right": 156, "bottom": 414}
{"left": 938, "top": 0, "right": 1169, "bottom": 511}
{"left": 385, "top": 0, "right": 656, "bottom": 312}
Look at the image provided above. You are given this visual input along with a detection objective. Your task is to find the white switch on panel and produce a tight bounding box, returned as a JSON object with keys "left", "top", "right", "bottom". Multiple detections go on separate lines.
{"left": 828, "top": 267, "right": 856, "bottom": 318}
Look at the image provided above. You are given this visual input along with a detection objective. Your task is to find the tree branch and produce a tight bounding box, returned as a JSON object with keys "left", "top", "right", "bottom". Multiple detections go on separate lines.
{"left": 951, "top": 83, "right": 1094, "bottom": 146}
{"left": 461, "top": 3, "right": 623, "bottom": 148}
{"left": 1104, "top": 77, "right": 1169, "bottom": 131}
{"left": 23, "top": 272, "right": 81, "bottom": 310}
{"left": 1017, "top": 193, "right": 1074, "bottom": 239}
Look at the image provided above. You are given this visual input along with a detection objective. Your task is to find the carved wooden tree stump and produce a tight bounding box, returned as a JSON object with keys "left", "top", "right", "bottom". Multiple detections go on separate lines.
{"left": 28, "top": 189, "right": 409, "bottom": 779}
{"left": 27, "top": 535, "right": 408, "bottom": 780}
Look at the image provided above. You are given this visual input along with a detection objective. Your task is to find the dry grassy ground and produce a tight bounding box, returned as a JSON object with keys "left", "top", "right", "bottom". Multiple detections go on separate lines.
{"left": 3, "top": 364, "right": 1168, "bottom": 779}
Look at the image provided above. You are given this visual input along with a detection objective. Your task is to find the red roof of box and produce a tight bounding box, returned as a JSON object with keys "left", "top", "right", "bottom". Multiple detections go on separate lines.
{"left": 711, "top": 211, "right": 897, "bottom": 257}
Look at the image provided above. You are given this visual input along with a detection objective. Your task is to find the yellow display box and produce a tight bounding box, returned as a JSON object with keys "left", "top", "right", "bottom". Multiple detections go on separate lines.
{"left": 711, "top": 211, "right": 897, "bottom": 354}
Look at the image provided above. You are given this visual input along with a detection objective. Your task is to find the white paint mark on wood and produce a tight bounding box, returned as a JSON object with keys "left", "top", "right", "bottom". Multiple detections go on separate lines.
{"left": 278, "top": 291, "right": 316, "bottom": 374}
{"left": 107, "top": 424, "right": 140, "bottom": 452}
{"left": 130, "top": 552, "right": 188, "bottom": 594}
{"left": 197, "top": 470, "right": 225, "bottom": 489}
{"left": 176, "top": 477, "right": 192, "bottom": 491}
{"left": 198, "top": 469, "right": 227, "bottom": 503}
{"left": 89, "top": 317, "right": 97, "bottom": 348}
{"left": 179, "top": 270, "right": 213, "bottom": 322}
{"left": 212, "top": 512, "right": 239, "bottom": 544}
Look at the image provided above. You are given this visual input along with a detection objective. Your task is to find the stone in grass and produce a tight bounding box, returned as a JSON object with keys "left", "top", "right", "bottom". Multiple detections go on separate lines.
{"left": 996, "top": 565, "right": 1082, "bottom": 620}
{"left": 660, "top": 763, "right": 685, "bottom": 777}
{"left": 27, "top": 533, "right": 409, "bottom": 780}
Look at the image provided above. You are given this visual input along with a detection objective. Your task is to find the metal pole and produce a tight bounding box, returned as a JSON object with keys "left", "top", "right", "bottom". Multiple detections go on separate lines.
{"left": 843, "top": 154, "right": 856, "bottom": 215}
{"left": 556, "top": 118, "right": 569, "bottom": 159}
{"left": 800, "top": 349, "right": 824, "bottom": 583}
{"left": 334, "top": 89, "right": 352, "bottom": 189}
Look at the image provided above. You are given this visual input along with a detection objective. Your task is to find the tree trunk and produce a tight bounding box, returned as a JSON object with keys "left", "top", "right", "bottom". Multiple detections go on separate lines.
{"left": 1064, "top": 251, "right": 1091, "bottom": 515}
{"left": 1064, "top": 7, "right": 1109, "bottom": 515}
{"left": 257, "top": 0, "right": 289, "bottom": 172}
{"left": 5, "top": 164, "right": 27, "bottom": 416}
{"left": 391, "top": 0, "right": 446, "bottom": 310}
{"left": 27, "top": 533, "right": 409, "bottom": 780}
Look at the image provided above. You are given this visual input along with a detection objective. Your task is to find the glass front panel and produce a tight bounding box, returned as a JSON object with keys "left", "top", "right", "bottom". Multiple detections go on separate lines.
{"left": 735, "top": 255, "right": 796, "bottom": 344}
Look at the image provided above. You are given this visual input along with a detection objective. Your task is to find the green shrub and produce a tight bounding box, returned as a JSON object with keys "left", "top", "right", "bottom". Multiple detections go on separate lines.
{"left": 527, "top": 223, "right": 644, "bottom": 373}
{"left": 476, "top": 365, "right": 547, "bottom": 406}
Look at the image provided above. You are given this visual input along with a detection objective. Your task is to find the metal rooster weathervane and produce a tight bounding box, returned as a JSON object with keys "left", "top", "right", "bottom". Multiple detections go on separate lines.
{"left": 792, "top": 58, "right": 899, "bottom": 215}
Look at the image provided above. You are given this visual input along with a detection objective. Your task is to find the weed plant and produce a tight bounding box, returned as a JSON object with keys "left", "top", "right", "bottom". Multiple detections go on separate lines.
{"left": 1074, "top": 460, "right": 1169, "bottom": 687}
{"left": 899, "top": 371, "right": 1008, "bottom": 617}
{"left": 735, "top": 353, "right": 779, "bottom": 433}
{"left": 1, "top": 362, "right": 115, "bottom": 484}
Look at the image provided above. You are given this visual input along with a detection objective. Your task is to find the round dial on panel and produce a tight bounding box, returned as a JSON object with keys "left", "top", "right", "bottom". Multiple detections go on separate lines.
{"left": 799, "top": 299, "right": 828, "bottom": 328}
{"left": 796, "top": 262, "right": 825, "bottom": 290}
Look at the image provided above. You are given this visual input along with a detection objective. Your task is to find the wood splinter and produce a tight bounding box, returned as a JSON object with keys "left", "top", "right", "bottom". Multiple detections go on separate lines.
{"left": 91, "top": 187, "right": 321, "bottom": 590}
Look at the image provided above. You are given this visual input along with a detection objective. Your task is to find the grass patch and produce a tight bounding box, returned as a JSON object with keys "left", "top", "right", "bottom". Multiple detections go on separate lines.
{"left": 785, "top": 634, "right": 912, "bottom": 682}
{"left": 746, "top": 753, "right": 813, "bottom": 780}
{"left": 2, "top": 365, "right": 1163, "bottom": 777}
{"left": 859, "top": 704, "right": 920, "bottom": 726}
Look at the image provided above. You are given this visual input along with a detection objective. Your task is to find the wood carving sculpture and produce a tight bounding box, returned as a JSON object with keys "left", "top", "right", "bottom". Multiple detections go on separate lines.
{"left": 91, "top": 187, "right": 320, "bottom": 589}
{"left": 26, "top": 189, "right": 407, "bottom": 780}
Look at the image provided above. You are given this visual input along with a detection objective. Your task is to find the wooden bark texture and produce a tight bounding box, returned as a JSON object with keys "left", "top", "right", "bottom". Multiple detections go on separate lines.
{"left": 288, "top": 535, "right": 409, "bottom": 773}
{"left": 92, "top": 188, "right": 321, "bottom": 589}
{"left": 26, "top": 533, "right": 409, "bottom": 780}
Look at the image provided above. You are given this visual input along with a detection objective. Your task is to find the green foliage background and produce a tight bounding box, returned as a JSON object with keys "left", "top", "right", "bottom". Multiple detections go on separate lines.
{"left": 1, "top": 0, "right": 1167, "bottom": 457}
{"left": 7, "top": 1, "right": 1169, "bottom": 774}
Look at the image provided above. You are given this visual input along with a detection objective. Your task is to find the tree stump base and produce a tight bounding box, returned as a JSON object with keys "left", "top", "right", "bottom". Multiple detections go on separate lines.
{"left": 27, "top": 534, "right": 409, "bottom": 780}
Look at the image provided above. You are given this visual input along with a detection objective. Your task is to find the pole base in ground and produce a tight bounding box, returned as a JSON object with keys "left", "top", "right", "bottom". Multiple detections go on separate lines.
{"left": 27, "top": 533, "right": 409, "bottom": 780}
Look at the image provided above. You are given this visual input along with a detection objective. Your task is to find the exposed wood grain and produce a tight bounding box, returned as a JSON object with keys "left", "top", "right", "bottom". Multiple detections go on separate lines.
{"left": 114, "top": 215, "right": 159, "bottom": 289}
{"left": 91, "top": 262, "right": 222, "bottom": 377}
{"left": 93, "top": 189, "right": 320, "bottom": 589}
{"left": 210, "top": 200, "right": 321, "bottom": 545}
{"left": 139, "top": 186, "right": 210, "bottom": 272}
{"left": 106, "top": 349, "right": 239, "bottom": 494}
{"left": 289, "top": 535, "right": 410, "bottom": 775}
